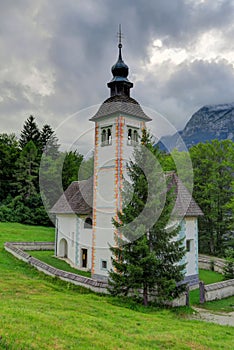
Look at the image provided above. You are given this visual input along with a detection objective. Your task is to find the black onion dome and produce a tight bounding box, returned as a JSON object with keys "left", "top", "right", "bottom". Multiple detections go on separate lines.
{"left": 107, "top": 43, "right": 133, "bottom": 97}
{"left": 111, "top": 44, "right": 129, "bottom": 78}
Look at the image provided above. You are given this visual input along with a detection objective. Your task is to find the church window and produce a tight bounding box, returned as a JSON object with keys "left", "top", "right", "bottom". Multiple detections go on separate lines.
{"left": 186, "top": 239, "right": 193, "bottom": 252}
{"left": 101, "top": 260, "right": 107, "bottom": 270}
{"left": 127, "top": 129, "right": 132, "bottom": 145}
{"left": 101, "top": 126, "right": 112, "bottom": 146}
{"left": 133, "top": 130, "right": 138, "bottom": 143}
{"left": 127, "top": 127, "right": 139, "bottom": 146}
{"left": 84, "top": 217, "right": 92, "bottom": 229}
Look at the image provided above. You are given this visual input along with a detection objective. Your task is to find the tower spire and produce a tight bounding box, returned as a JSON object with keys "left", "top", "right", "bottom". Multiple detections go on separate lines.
{"left": 117, "top": 24, "right": 123, "bottom": 60}
{"left": 107, "top": 25, "right": 133, "bottom": 97}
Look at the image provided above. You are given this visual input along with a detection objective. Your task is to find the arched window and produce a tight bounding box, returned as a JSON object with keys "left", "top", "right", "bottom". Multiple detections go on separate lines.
{"left": 133, "top": 130, "right": 138, "bottom": 144}
{"left": 101, "top": 129, "right": 107, "bottom": 145}
{"left": 127, "top": 127, "right": 139, "bottom": 146}
{"left": 84, "top": 217, "right": 92, "bottom": 229}
{"left": 127, "top": 129, "right": 132, "bottom": 145}
{"left": 101, "top": 126, "right": 112, "bottom": 146}
{"left": 107, "top": 128, "right": 112, "bottom": 145}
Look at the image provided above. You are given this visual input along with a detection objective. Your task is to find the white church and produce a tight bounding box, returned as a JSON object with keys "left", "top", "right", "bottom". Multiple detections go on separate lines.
{"left": 51, "top": 34, "right": 203, "bottom": 286}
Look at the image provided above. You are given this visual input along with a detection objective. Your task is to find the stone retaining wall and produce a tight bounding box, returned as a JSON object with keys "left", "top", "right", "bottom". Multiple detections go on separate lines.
{"left": 198, "top": 254, "right": 226, "bottom": 274}
{"left": 4, "top": 242, "right": 108, "bottom": 294}
{"left": 4, "top": 241, "right": 188, "bottom": 306}
{"left": 200, "top": 279, "right": 234, "bottom": 303}
{"left": 6, "top": 241, "right": 55, "bottom": 251}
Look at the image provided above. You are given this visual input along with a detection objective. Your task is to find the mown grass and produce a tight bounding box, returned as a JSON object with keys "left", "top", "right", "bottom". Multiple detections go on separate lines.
{"left": 199, "top": 269, "right": 224, "bottom": 284}
{"left": 190, "top": 269, "right": 234, "bottom": 312}
{"left": 201, "top": 296, "right": 234, "bottom": 313}
{"left": 0, "top": 222, "right": 234, "bottom": 349}
{"left": 28, "top": 250, "right": 91, "bottom": 277}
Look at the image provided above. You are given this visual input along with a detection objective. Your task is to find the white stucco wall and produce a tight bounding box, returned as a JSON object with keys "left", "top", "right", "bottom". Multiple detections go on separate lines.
{"left": 184, "top": 217, "right": 198, "bottom": 277}
{"left": 92, "top": 114, "right": 145, "bottom": 279}
{"left": 56, "top": 214, "right": 92, "bottom": 270}
{"left": 56, "top": 214, "right": 76, "bottom": 264}
{"left": 78, "top": 216, "right": 93, "bottom": 270}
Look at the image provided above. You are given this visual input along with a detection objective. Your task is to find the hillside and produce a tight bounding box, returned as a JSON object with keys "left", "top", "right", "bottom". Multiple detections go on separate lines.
{"left": 160, "top": 103, "right": 234, "bottom": 151}
{"left": 0, "top": 223, "right": 234, "bottom": 349}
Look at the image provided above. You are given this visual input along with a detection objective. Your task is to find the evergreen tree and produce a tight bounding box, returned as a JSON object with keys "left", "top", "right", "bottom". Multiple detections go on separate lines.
{"left": 19, "top": 115, "right": 41, "bottom": 149}
{"left": 0, "top": 133, "right": 20, "bottom": 201}
{"left": 40, "top": 124, "right": 60, "bottom": 158}
{"left": 15, "top": 140, "right": 38, "bottom": 198}
{"left": 109, "top": 129, "right": 186, "bottom": 306}
{"left": 78, "top": 155, "right": 94, "bottom": 180}
{"left": 190, "top": 140, "right": 234, "bottom": 255}
{"left": 62, "top": 150, "right": 83, "bottom": 189}
{"left": 223, "top": 248, "right": 234, "bottom": 280}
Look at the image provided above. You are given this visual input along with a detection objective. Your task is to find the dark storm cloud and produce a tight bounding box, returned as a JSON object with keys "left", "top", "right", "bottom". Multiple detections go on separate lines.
{"left": 0, "top": 0, "right": 234, "bottom": 149}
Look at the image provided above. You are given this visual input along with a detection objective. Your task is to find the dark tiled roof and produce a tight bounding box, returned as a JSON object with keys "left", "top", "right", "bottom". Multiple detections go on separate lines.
{"left": 90, "top": 95, "right": 152, "bottom": 121}
{"left": 166, "top": 172, "right": 203, "bottom": 217}
{"left": 51, "top": 172, "right": 203, "bottom": 217}
{"left": 50, "top": 177, "right": 93, "bottom": 215}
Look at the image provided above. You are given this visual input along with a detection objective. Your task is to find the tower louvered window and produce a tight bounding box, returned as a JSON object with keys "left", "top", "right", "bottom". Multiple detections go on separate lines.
{"left": 101, "top": 126, "right": 112, "bottom": 146}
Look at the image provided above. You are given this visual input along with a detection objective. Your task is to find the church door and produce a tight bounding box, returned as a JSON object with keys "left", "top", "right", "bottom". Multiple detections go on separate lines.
{"left": 81, "top": 248, "right": 88, "bottom": 268}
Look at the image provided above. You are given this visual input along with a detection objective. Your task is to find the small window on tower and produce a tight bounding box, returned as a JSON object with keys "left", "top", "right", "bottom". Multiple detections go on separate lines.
{"left": 127, "top": 129, "right": 132, "bottom": 145}
{"left": 101, "top": 260, "right": 107, "bottom": 270}
{"left": 127, "top": 127, "right": 139, "bottom": 146}
{"left": 107, "top": 128, "right": 112, "bottom": 145}
{"left": 133, "top": 130, "right": 138, "bottom": 144}
{"left": 101, "top": 126, "right": 112, "bottom": 146}
{"left": 101, "top": 129, "right": 106, "bottom": 145}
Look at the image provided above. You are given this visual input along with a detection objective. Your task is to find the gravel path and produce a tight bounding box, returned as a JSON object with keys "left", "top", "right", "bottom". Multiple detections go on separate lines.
{"left": 191, "top": 307, "right": 234, "bottom": 326}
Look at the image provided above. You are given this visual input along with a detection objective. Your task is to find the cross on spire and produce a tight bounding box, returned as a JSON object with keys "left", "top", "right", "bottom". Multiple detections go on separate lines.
{"left": 117, "top": 24, "right": 123, "bottom": 49}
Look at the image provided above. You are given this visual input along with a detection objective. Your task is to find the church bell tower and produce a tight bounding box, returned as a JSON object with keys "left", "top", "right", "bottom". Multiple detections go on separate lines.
{"left": 90, "top": 27, "right": 151, "bottom": 280}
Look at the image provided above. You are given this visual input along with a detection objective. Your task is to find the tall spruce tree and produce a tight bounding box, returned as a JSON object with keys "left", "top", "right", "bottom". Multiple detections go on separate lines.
{"left": 109, "top": 129, "right": 186, "bottom": 306}
{"left": 16, "top": 140, "right": 39, "bottom": 198}
{"left": 62, "top": 150, "right": 83, "bottom": 189}
{"left": 19, "top": 115, "right": 41, "bottom": 150}
{"left": 40, "top": 124, "right": 60, "bottom": 158}
{"left": 0, "top": 133, "right": 20, "bottom": 201}
{"left": 190, "top": 140, "right": 234, "bottom": 255}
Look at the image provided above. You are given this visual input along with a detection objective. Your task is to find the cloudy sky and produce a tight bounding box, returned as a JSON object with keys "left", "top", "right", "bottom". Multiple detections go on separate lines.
{"left": 1, "top": 0, "right": 234, "bottom": 153}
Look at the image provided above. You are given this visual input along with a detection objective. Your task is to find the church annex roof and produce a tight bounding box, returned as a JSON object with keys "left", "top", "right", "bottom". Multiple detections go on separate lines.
{"left": 50, "top": 177, "right": 93, "bottom": 215}
{"left": 51, "top": 172, "right": 202, "bottom": 217}
{"left": 166, "top": 172, "right": 203, "bottom": 217}
{"left": 90, "top": 95, "right": 152, "bottom": 122}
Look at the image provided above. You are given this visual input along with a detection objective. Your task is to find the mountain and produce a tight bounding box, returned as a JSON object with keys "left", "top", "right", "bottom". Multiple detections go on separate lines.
{"left": 159, "top": 103, "right": 234, "bottom": 151}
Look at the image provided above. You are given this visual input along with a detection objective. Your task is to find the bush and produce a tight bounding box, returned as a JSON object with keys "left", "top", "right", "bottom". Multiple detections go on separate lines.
{"left": 223, "top": 248, "right": 234, "bottom": 280}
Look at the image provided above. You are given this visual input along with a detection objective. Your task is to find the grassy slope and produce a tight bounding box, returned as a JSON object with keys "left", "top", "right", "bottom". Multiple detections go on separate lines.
{"left": 0, "top": 222, "right": 233, "bottom": 350}
{"left": 190, "top": 270, "right": 234, "bottom": 312}
{"left": 28, "top": 250, "right": 91, "bottom": 277}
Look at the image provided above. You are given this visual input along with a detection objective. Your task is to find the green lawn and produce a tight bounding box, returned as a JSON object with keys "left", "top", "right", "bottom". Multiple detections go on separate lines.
{"left": 199, "top": 269, "right": 224, "bottom": 284}
{"left": 189, "top": 269, "right": 234, "bottom": 312}
{"left": 28, "top": 250, "right": 91, "bottom": 277}
{"left": 0, "top": 222, "right": 234, "bottom": 350}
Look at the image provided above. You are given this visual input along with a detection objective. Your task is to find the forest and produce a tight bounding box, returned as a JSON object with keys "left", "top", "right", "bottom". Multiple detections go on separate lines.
{"left": 0, "top": 115, "right": 233, "bottom": 257}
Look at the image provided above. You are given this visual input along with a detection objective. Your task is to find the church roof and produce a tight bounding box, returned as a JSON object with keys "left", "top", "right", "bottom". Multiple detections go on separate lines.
{"left": 50, "top": 177, "right": 93, "bottom": 215}
{"left": 90, "top": 95, "right": 152, "bottom": 121}
{"left": 166, "top": 172, "right": 203, "bottom": 217}
{"left": 51, "top": 172, "right": 203, "bottom": 217}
